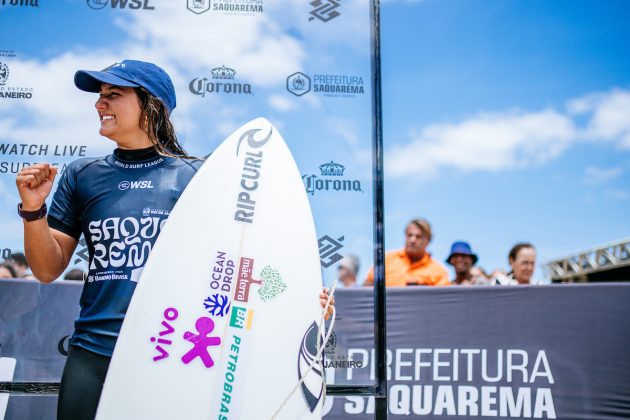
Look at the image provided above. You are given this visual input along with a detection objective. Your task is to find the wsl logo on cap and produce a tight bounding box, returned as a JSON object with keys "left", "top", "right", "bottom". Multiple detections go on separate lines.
{"left": 87, "top": 0, "right": 155, "bottom": 10}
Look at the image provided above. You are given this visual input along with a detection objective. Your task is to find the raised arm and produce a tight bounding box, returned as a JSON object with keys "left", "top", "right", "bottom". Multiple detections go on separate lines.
{"left": 16, "top": 164, "right": 78, "bottom": 283}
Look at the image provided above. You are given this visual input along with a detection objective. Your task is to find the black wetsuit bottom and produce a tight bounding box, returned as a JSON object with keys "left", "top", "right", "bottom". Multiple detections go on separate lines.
{"left": 57, "top": 345, "right": 111, "bottom": 420}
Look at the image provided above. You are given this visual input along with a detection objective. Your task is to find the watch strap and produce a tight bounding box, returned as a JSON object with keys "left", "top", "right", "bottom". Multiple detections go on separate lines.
{"left": 18, "top": 203, "right": 47, "bottom": 222}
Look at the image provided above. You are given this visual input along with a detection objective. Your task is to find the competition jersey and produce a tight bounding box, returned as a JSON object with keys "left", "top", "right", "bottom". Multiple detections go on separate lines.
{"left": 48, "top": 148, "right": 202, "bottom": 356}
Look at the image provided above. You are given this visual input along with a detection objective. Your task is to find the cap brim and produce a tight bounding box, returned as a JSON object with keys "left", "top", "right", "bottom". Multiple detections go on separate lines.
{"left": 74, "top": 70, "right": 140, "bottom": 93}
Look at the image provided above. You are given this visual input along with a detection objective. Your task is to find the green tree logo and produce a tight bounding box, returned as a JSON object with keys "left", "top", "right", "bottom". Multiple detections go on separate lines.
{"left": 257, "top": 266, "right": 287, "bottom": 302}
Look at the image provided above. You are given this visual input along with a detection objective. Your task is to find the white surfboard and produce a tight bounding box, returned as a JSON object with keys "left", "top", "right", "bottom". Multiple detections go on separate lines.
{"left": 96, "top": 118, "right": 325, "bottom": 420}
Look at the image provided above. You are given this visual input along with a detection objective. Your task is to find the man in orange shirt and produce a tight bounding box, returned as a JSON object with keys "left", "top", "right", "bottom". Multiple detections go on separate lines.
{"left": 364, "top": 218, "right": 449, "bottom": 287}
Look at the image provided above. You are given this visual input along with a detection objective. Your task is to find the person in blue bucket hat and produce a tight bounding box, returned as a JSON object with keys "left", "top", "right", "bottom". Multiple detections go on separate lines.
{"left": 446, "top": 241, "right": 488, "bottom": 285}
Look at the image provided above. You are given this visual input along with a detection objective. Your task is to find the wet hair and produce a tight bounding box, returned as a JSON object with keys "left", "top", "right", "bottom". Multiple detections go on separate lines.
{"left": 508, "top": 242, "right": 535, "bottom": 263}
{"left": 134, "top": 87, "right": 192, "bottom": 158}
{"left": 407, "top": 218, "right": 432, "bottom": 242}
{"left": 0, "top": 260, "right": 17, "bottom": 278}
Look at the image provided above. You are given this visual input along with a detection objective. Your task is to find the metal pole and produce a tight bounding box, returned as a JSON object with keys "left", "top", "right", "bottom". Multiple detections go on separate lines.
{"left": 370, "top": 0, "right": 388, "bottom": 418}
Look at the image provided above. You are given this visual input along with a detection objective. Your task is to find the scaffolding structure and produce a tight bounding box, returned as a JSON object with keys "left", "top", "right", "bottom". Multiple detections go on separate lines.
{"left": 545, "top": 238, "right": 630, "bottom": 283}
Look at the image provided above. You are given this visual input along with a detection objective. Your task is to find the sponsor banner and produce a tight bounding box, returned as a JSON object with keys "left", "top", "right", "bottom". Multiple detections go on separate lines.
{"left": 0, "top": 61, "right": 34, "bottom": 100}
{"left": 0, "top": 0, "right": 39, "bottom": 8}
{"left": 287, "top": 72, "right": 365, "bottom": 98}
{"left": 86, "top": 0, "right": 155, "bottom": 11}
{"left": 189, "top": 66, "right": 253, "bottom": 98}
{"left": 302, "top": 161, "right": 364, "bottom": 196}
{"left": 0, "top": 143, "right": 87, "bottom": 176}
{"left": 2, "top": 281, "right": 629, "bottom": 419}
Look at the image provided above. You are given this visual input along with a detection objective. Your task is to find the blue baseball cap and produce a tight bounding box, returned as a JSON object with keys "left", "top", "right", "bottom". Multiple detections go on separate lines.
{"left": 74, "top": 60, "right": 176, "bottom": 113}
{"left": 446, "top": 241, "right": 478, "bottom": 265}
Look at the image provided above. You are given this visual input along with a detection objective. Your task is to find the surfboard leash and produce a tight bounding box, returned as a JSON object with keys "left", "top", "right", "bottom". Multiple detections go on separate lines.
{"left": 270, "top": 280, "right": 338, "bottom": 419}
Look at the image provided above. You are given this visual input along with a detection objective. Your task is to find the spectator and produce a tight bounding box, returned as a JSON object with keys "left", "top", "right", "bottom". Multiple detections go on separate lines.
{"left": 10, "top": 251, "right": 35, "bottom": 279}
{"left": 335, "top": 255, "right": 360, "bottom": 288}
{"left": 470, "top": 266, "right": 491, "bottom": 284}
{"left": 493, "top": 242, "right": 541, "bottom": 285}
{"left": 0, "top": 260, "right": 17, "bottom": 279}
{"left": 64, "top": 268, "right": 86, "bottom": 281}
{"left": 365, "top": 218, "right": 449, "bottom": 287}
{"left": 446, "top": 241, "right": 489, "bottom": 285}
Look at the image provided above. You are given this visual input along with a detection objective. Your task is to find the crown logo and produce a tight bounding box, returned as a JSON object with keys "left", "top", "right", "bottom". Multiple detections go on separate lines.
{"left": 211, "top": 66, "right": 236, "bottom": 79}
{"left": 319, "top": 161, "right": 345, "bottom": 176}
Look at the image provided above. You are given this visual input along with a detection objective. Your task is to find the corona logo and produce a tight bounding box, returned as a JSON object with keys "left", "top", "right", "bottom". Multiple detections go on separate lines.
{"left": 211, "top": 66, "right": 236, "bottom": 80}
{"left": 319, "top": 161, "right": 345, "bottom": 176}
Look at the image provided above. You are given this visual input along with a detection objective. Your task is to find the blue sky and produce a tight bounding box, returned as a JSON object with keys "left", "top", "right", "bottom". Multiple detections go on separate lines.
{"left": 1, "top": 0, "right": 628, "bottom": 283}
{"left": 380, "top": 0, "right": 630, "bottom": 280}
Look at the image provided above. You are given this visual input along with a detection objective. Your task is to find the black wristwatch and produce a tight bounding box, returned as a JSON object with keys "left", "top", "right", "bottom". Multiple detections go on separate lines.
{"left": 18, "top": 203, "right": 47, "bottom": 221}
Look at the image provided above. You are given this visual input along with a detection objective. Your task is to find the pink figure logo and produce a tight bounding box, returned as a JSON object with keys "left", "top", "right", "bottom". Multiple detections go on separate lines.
{"left": 181, "top": 317, "right": 222, "bottom": 368}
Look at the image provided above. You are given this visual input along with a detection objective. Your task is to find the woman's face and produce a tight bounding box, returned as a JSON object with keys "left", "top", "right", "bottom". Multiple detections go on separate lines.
{"left": 95, "top": 83, "right": 150, "bottom": 148}
{"left": 510, "top": 247, "right": 536, "bottom": 284}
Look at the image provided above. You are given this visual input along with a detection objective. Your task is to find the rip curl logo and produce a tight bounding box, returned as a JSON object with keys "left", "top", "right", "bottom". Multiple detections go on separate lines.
{"left": 309, "top": 0, "right": 341, "bottom": 22}
{"left": 181, "top": 317, "right": 222, "bottom": 368}
{"left": 234, "top": 127, "right": 273, "bottom": 224}
{"left": 234, "top": 257, "right": 287, "bottom": 303}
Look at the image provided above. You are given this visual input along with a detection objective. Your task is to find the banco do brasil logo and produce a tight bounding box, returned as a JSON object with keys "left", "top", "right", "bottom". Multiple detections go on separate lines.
{"left": 87, "top": 0, "right": 155, "bottom": 10}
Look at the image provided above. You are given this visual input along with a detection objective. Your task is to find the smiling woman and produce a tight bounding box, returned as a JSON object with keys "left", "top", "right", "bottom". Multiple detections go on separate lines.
{"left": 14, "top": 59, "right": 203, "bottom": 420}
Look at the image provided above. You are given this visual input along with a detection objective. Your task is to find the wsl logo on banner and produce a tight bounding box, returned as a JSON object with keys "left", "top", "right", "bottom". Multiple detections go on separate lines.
{"left": 0, "top": 62, "right": 34, "bottom": 99}
{"left": 189, "top": 66, "right": 253, "bottom": 97}
{"left": 87, "top": 0, "right": 155, "bottom": 10}
{"left": 302, "top": 161, "right": 363, "bottom": 196}
{"left": 309, "top": 0, "right": 340, "bottom": 22}
{"left": 287, "top": 72, "right": 364, "bottom": 98}
{"left": 0, "top": 0, "right": 39, "bottom": 7}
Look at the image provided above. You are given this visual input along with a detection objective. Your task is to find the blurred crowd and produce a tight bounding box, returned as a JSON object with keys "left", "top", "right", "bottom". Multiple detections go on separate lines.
{"left": 335, "top": 218, "right": 542, "bottom": 288}
{"left": 0, "top": 251, "right": 85, "bottom": 281}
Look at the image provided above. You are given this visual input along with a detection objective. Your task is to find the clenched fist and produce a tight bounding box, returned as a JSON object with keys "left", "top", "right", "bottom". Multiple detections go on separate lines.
{"left": 16, "top": 163, "right": 58, "bottom": 210}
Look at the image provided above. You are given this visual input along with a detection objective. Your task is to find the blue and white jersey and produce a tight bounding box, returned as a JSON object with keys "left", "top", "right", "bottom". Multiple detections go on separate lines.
{"left": 48, "top": 149, "right": 202, "bottom": 356}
